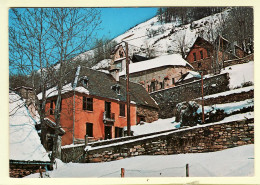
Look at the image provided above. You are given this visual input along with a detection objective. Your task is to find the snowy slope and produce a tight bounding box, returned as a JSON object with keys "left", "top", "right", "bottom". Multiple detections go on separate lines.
{"left": 26, "top": 144, "right": 254, "bottom": 177}
{"left": 221, "top": 61, "right": 254, "bottom": 89}
{"left": 76, "top": 8, "right": 231, "bottom": 69}
{"left": 9, "top": 92, "right": 50, "bottom": 162}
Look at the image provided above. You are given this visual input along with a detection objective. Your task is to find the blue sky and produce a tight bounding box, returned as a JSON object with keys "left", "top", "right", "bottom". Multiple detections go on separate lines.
{"left": 97, "top": 7, "right": 158, "bottom": 39}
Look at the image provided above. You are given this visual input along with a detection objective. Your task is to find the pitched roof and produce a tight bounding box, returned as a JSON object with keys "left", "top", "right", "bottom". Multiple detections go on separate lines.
{"left": 9, "top": 92, "right": 50, "bottom": 162}
{"left": 119, "top": 54, "right": 193, "bottom": 76}
{"left": 38, "top": 67, "right": 158, "bottom": 109}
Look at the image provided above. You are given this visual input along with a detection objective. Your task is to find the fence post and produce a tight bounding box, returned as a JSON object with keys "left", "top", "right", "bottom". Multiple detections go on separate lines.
{"left": 186, "top": 164, "right": 189, "bottom": 177}
{"left": 39, "top": 166, "right": 43, "bottom": 178}
{"left": 121, "top": 168, "right": 125, "bottom": 178}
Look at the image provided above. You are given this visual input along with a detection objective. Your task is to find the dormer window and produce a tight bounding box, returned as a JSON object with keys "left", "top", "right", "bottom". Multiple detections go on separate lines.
{"left": 81, "top": 76, "right": 89, "bottom": 87}
{"left": 112, "top": 84, "right": 121, "bottom": 95}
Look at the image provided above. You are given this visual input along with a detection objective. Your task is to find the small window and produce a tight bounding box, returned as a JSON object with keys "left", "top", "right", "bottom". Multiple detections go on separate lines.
{"left": 83, "top": 97, "right": 93, "bottom": 111}
{"left": 151, "top": 81, "right": 156, "bottom": 92}
{"left": 160, "top": 81, "right": 164, "bottom": 89}
{"left": 198, "top": 62, "right": 202, "bottom": 68}
{"left": 115, "top": 127, "right": 123, "bottom": 138}
{"left": 86, "top": 123, "right": 93, "bottom": 137}
{"left": 172, "top": 78, "right": 175, "bottom": 85}
{"left": 87, "top": 98, "right": 93, "bottom": 111}
{"left": 119, "top": 103, "right": 125, "bottom": 117}
{"left": 207, "top": 49, "right": 210, "bottom": 57}
{"left": 193, "top": 53, "right": 197, "bottom": 61}
{"left": 50, "top": 100, "right": 55, "bottom": 115}
{"left": 200, "top": 51, "right": 203, "bottom": 59}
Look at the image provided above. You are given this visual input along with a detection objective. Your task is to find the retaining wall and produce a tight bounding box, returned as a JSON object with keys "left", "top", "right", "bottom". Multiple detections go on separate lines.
{"left": 150, "top": 73, "right": 229, "bottom": 118}
{"left": 85, "top": 118, "right": 254, "bottom": 163}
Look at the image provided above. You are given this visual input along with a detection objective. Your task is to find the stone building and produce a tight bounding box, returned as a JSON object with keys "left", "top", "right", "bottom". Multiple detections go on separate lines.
{"left": 118, "top": 54, "right": 193, "bottom": 93}
{"left": 186, "top": 36, "right": 248, "bottom": 74}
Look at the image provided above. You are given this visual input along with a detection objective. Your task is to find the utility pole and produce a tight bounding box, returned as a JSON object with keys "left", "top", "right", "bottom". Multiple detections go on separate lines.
{"left": 201, "top": 71, "right": 205, "bottom": 124}
{"left": 125, "top": 41, "right": 131, "bottom": 136}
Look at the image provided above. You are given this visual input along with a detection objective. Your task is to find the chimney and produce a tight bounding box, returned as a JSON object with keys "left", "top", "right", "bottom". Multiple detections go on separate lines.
{"left": 109, "top": 68, "right": 120, "bottom": 82}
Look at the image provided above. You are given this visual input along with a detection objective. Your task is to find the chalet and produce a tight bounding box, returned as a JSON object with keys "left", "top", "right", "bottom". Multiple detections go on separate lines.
{"left": 38, "top": 66, "right": 159, "bottom": 146}
{"left": 117, "top": 54, "right": 193, "bottom": 93}
{"left": 9, "top": 92, "right": 51, "bottom": 177}
{"left": 186, "top": 36, "right": 248, "bottom": 74}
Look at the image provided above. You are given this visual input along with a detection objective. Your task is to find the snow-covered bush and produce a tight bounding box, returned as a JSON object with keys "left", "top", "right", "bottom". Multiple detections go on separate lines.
{"left": 175, "top": 101, "right": 200, "bottom": 127}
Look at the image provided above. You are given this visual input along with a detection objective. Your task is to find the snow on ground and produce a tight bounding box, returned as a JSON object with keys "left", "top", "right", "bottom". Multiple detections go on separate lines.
{"left": 9, "top": 92, "right": 50, "bottom": 162}
{"left": 131, "top": 117, "right": 178, "bottom": 136}
{"left": 26, "top": 144, "right": 254, "bottom": 177}
{"left": 197, "top": 99, "right": 254, "bottom": 114}
{"left": 221, "top": 61, "right": 254, "bottom": 89}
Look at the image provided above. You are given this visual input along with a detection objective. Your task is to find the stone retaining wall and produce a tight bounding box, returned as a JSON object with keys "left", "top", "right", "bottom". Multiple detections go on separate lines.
{"left": 224, "top": 54, "right": 254, "bottom": 68}
{"left": 85, "top": 118, "right": 254, "bottom": 163}
{"left": 195, "top": 89, "right": 254, "bottom": 106}
{"left": 61, "top": 144, "right": 85, "bottom": 163}
{"left": 150, "top": 73, "right": 229, "bottom": 118}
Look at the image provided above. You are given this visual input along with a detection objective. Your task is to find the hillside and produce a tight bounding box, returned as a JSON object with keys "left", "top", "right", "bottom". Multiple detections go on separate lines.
{"left": 75, "top": 8, "right": 231, "bottom": 70}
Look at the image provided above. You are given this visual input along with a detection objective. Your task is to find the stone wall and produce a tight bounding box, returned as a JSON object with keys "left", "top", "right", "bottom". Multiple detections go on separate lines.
{"left": 85, "top": 118, "right": 254, "bottom": 163}
{"left": 224, "top": 54, "right": 254, "bottom": 68}
{"left": 150, "top": 73, "right": 229, "bottom": 118}
{"left": 61, "top": 144, "right": 85, "bottom": 163}
{"left": 9, "top": 164, "right": 47, "bottom": 178}
{"left": 137, "top": 105, "right": 159, "bottom": 123}
{"left": 128, "top": 66, "right": 191, "bottom": 92}
{"left": 195, "top": 88, "right": 254, "bottom": 106}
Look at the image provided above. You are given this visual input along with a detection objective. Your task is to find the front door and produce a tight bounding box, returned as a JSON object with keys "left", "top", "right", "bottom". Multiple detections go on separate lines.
{"left": 104, "top": 126, "right": 112, "bottom": 140}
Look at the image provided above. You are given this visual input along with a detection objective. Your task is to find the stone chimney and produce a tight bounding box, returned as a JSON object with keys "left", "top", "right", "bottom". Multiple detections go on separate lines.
{"left": 109, "top": 68, "right": 120, "bottom": 82}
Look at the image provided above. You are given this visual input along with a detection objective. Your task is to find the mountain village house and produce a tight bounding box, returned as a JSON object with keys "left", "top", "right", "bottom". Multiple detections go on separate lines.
{"left": 186, "top": 36, "right": 248, "bottom": 74}
{"left": 112, "top": 53, "right": 193, "bottom": 93}
{"left": 38, "top": 66, "right": 158, "bottom": 146}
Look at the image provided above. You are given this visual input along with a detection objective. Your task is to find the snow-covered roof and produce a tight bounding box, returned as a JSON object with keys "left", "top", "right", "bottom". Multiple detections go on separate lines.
{"left": 37, "top": 83, "right": 89, "bottom": 100}
{"left": 119, "top": 54, "right": 193, "bottom": 76}
{"left": 91, "top": 59, "right": 112, "bottom": 70}
{"left": 9, "top": 92, "right": 50, "bottom": 162}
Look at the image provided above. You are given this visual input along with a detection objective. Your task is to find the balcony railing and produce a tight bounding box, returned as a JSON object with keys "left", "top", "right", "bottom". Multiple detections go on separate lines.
{"left": 103, "top": 111, "right": 115, "bottom": 123}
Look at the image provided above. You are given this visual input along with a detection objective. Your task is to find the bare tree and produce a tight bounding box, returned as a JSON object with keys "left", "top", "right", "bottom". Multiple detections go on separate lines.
{"left": 9, "top": 8, "right": 54, "bottom": 149}
{"left": 9, "top": 8, "right": 101, "bottom": 162}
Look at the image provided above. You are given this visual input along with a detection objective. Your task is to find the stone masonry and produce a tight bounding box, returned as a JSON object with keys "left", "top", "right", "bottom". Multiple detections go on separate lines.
{"left": 150, "top": 73, "right": 229, "bottom": 118}
{"left": 85, "top": 118, "right": 254, "bottom": 163}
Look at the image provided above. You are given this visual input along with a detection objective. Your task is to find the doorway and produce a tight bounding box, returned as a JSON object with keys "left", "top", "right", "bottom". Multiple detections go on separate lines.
{"left": 104, "top": 126, "right": 112, "bottom": 140}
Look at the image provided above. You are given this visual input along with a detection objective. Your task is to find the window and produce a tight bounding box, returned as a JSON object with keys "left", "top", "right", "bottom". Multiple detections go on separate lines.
{"left": 172, "top": 78, "right": 175, "bottom": 85}
{"left": 119, "top": 104, "right": 125, "bottom": 117}
{"left": 198, "top": 62, "right": 202, "bottom": 68}
{"left": 200, "top": 51, "right": 203, "bottom": 59}
{"left": 151, "top": 81, "right": 156, "bottom": 92}
{"left": 83, "top": 97, "right": 93, "bottom": 111}
{"left": 207, "top": 49, "right": 210, "bottom": 57}
{"left": 160, "top": 81, "right": 164, "bottom": 89}
{"left": 193, "top": 53, "right": 197, "bottom": 61}
{"left": 115, "top": 127, "right": 123, "bottom": 138}
{"left": 86, "top": 123, "right": 93, "bottom": 137}
{"left": 50, "top": 100, "right": 55, "bottom": 115}
{"left": 115, "top": 62, "right": 122, "bottom": 71}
